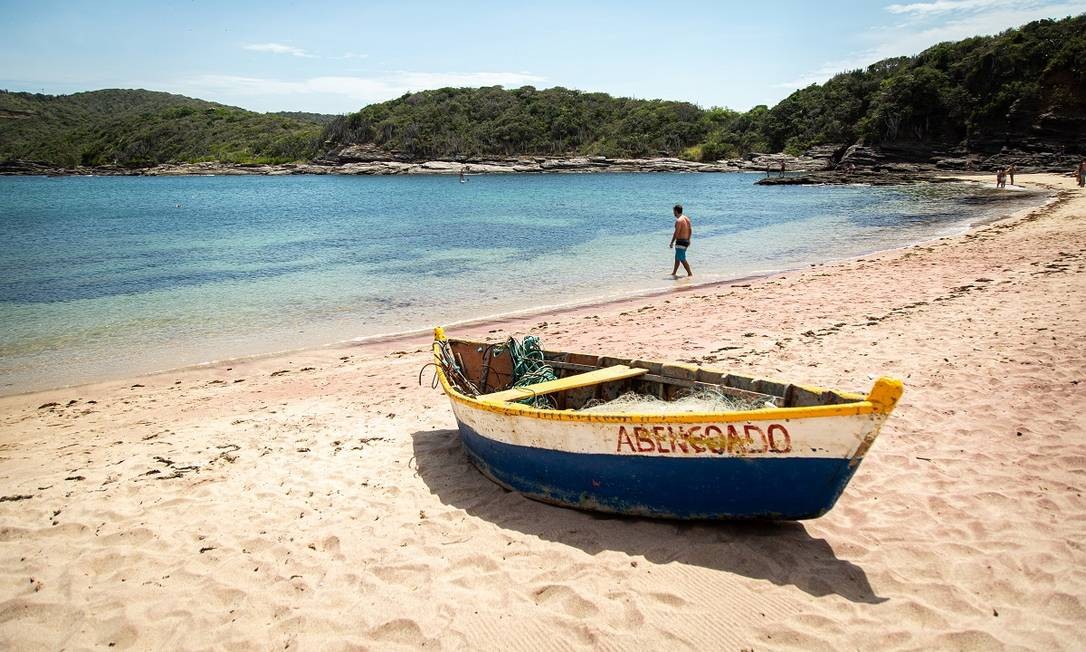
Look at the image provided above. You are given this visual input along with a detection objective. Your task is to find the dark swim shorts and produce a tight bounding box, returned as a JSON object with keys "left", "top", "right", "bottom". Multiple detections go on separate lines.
{"left": 675, "top": 238, "right": 690, "bottom": 262}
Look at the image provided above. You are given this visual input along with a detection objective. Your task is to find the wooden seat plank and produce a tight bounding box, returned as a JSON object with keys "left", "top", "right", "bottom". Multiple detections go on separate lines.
{"left": 477, "top": 365, "right": 647, "bottom": 403}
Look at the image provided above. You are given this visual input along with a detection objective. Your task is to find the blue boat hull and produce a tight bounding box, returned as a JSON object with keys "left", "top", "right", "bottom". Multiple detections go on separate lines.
{"left": 457, "top": 420, "right": 862, "bottom": 520}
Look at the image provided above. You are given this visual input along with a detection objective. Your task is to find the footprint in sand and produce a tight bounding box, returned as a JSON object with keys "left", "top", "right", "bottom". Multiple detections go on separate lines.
{"left": 648, "top": 591, "right": 688, "bottom": 607}
{"left": 369, "top": 619, "right": 437, "bottom": 647}
{"left": 531, "top": 584, "right": 600, "bottom": 618}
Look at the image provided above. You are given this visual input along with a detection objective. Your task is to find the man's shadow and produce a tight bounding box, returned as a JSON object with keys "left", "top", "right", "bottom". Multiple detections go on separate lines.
{"left": 412, "top": 428, "right": 885, "bottom": 604}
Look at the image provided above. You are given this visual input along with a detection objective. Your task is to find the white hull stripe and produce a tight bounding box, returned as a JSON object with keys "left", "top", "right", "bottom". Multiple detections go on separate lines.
{"left": 452, "top": 401, "right": 885, "bottom": 460}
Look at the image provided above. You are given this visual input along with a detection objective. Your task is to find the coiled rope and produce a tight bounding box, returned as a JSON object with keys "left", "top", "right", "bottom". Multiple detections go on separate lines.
{"left": 432, "top": 338, "right": 481, "bottom": 396}
{"left": 429, "top": 334, "right": 557, "bottom": 408}
{"left": 497, "top": 335, "right": 557, "bottom": 408}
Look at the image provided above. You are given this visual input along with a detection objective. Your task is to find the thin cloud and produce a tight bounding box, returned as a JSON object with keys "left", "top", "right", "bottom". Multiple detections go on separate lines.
{"left": 886, "top": 0, "right": 1018, "bottom": 14}
{"left": 871, "top": 2, "right": 1086, "bottom": 56}
{"left": 175, "top": 71, "right": 548, "bottom": 110}
{"left": 243, "top": 43, "right": 317, "bottom": 58}
{"left": 774, "top": 58, "right": 873, "bottom": 89}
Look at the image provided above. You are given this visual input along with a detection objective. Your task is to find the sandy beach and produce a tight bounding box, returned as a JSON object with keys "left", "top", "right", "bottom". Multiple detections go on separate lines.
{"left": 1, "top": 173, "right": 1083, "bottom": 649}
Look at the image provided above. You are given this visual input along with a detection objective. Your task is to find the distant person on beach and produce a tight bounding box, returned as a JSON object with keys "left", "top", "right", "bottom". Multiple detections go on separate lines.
{"left": 669, "top": 204, "right": 693, "bottom": 278}
{"left": 779, "top": 160, "right": 786, "bottom": 177}
{"left": 1078, "top": 161, "right": 1085, "bottom": 187}
{"left": 1008, "top": 164, "right": 1016, "bottom": 186}
{"left": 996, "top": 168, "right": 1005, "bottom": 189}
{"left": 459, "top": 167, "right": 465, "bottom": 182}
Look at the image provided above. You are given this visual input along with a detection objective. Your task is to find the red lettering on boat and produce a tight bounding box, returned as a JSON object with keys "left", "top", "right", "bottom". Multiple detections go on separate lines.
{"left": 704, "top": 425, "right": 725, "bottom": 454}
{"left": 615, "top": 423, "right": 791, "bottom": 455}
{"left": 669, "top": 426, "right": 689, "bottom": 453}
{"left": 767, "top": 424, "right": 792, "bottom": 453}
{"left": 634, "top": 426, "right": 656, "bottom": 452}
{"left": 726, "top": 424, "right": 748, "bottom": 454}
{"left": 686, "top": 426, "right": 706, "bottom": 453}
{"left": 744, "top": 424, "right": 769, "bottom": 453}
{"left": 652, "top": 426, "right": 669, "bottom": 453}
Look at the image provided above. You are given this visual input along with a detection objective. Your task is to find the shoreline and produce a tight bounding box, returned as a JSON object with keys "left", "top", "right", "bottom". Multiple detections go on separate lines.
{"left": 1, "top": 173, "right": 1083, "bottom": 649}
{"left": 0, "top": 153, "right": 982, "bottom": 180}
{"left": 0, "top": 178, "right": 1059, "bottom": 399}
{"left": 0, "top": 267, "right": 781, "bottom": 399}
{"left": 3, "top": 156, "right": 788, "bottom": 177}
{"left": 4, "top": 149, "right": 1077, "bottom": 182}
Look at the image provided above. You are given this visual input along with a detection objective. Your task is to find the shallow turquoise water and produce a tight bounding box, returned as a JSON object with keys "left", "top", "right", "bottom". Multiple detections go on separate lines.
{"left": 0, "top": 173, "right": 1043, "bottom": 392}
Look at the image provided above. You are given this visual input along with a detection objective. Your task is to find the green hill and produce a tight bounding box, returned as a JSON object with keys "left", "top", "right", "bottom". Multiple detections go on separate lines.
{"left": 1, "top": 14, "right": 1082, "bottom": 169}
{"left": 0, "top": 89, "right": 325, "bottom": 167}
{"left": 269, "top": 111, "right": 339, "bottom": 126}
{"left": 322, "top": 86, "right": 727, "bottom": 159}
{"left": 323, "top": 14, "right": 1084, "bottom": 161}
{"left": 758, "top": 14, "right": 1085, "bottom": 155}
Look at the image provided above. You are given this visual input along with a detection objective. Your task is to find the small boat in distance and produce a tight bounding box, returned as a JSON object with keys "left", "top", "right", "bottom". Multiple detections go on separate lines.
{"left": 432, "top": 327, "right": 903, "bottom": 520}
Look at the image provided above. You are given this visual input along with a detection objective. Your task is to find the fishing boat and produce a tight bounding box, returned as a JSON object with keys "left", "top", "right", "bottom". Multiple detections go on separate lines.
{"left": 432, "top": 327, "right": 903, "bottom": 520}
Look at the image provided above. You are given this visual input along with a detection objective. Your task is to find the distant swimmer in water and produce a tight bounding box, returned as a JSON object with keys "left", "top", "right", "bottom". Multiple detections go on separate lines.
{"left": 669, "top": 204, "right": 693, "bottom": 278}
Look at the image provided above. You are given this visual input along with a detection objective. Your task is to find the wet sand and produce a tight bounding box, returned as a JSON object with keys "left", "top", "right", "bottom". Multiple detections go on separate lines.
{"left": 1, "top": 173, "right": 1083, "bottom": 649}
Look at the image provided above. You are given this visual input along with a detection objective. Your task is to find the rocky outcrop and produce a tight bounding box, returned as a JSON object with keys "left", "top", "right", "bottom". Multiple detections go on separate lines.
{"left": 755, "top": 170, "right": 944, "bottom": 186}
{"left": 1, "top": 156, "right": 753, "bottom": 177}
{"left": 313, "top": 154, "right": 749, "bottom": 175}
{"left": 0, "top": 160, "right": 131, "bottom": 176}
{"left": 956, "top": 149, "right": 1084, "bottom": 173}
{"left": 315, "top": 144, "right": 837, "bottom": 175}
{"left": 715, "top": 152, "right": 832, "bottom": 173}
{"left": 4, "top": 142, "right": 1079, "bottom": 178}
{"left": 799, "top": 139, "right": 1081, "bottom": 176}
{"left": 313, "top": 156, "right": 744, "bottom": 175}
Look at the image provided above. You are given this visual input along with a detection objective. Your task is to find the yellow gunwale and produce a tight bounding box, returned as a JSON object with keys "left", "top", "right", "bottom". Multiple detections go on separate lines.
{"left": 432, "top": 329, "right": 903, "bottom": 425}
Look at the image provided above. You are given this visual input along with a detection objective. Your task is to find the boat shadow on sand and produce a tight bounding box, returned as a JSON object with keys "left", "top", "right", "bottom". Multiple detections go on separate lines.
{"left": 411, "top": 428, "right": 886, "bottom": 604}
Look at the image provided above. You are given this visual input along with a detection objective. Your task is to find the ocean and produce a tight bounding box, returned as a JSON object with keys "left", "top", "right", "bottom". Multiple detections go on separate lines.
{"left": 0, "top": 172, "right": 1045, "bottom": 393}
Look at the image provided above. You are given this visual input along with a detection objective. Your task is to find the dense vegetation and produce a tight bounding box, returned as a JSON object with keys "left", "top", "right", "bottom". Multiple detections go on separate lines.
{"left": 324, "top": 14, "right": 1083, "bottom": 160}
{"left": 0, "top": 89, "right": 328, "bottom": 167}
{"left": 1, "top": 15, "right": 1081, "bottom": 168}
{"left": 269, "top": 111, "right": 339, "bottom": 126}
{"left": 761, "top": 13, "right": 1085, "bottom": 155}
{"left": 323, "top": 86, "right": 718, "bottom": 159}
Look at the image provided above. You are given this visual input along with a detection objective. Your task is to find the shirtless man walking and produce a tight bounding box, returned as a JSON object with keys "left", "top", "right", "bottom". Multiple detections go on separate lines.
{"left": 669, "top": 204, "right": 693, "bottom": 277}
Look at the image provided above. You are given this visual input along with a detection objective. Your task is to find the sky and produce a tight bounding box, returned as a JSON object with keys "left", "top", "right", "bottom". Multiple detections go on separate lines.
{"left": 1, "top": 0, "right": 1083, "bottom": 115}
